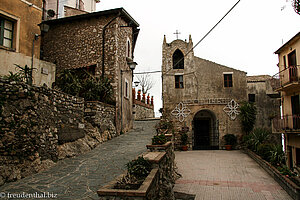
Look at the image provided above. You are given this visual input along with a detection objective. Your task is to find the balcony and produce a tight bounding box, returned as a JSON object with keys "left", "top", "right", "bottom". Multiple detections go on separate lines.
{"left": 272, "top": 115, "right": 300, "bottom": 133}
{"left": 271, "top": 65, "right": 300, "bottom": 92}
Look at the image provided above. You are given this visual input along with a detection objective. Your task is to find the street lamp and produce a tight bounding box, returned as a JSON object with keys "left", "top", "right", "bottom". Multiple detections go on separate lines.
{"left": 134, "top": 81, "right": 140, "bottom": 87}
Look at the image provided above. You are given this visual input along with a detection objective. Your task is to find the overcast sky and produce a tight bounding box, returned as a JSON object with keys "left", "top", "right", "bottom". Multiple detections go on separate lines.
{"left": 97, "top": 0, "right": 300, "bottom": 116}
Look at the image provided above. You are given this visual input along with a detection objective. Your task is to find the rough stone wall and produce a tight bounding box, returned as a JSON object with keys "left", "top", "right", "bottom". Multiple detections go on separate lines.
{"left": 41, "top": 11, "right": 136, "bottom": 133}
{"left": 162, "top": 36, "right": 247, "bottom": 148}
{"left": 134, "top": 100, "right": 155, "bottom": 120}
{"left": 247, "top": 77, "right": 281, "bottom": 129}
{"left": 0, "top": 79, "right": 117, "bottom": 186}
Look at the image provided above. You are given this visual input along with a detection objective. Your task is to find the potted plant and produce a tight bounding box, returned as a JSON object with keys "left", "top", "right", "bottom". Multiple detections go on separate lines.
{"left": 181, "top": 133, "right": 188, "bottom": 151}
{"left": 223, "top": 134, "right": 237, "bottom": 150}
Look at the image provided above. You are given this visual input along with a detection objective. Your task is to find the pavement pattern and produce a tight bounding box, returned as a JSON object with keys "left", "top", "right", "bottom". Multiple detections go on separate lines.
{"left": 174, "top": 150, "right": 292, "bottom": 200}
{"left": 0, "top": 120, "right": 158, "bottom": 200}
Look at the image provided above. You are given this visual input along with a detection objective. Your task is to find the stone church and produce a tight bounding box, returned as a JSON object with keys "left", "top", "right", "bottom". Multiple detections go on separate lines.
{"left": 162, "top": 35, "right": 247, "bottom": 150}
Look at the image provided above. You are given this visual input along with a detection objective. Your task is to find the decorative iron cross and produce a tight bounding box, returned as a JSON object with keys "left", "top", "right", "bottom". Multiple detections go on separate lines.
{"left": 173, "top": 30, "right": 181, "bottom": 39}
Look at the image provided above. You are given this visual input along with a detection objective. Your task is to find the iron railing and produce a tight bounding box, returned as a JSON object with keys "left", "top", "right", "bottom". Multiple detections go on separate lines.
{"left": 271, "top": 65, "right": 300, "bottom": 90}
{"left": 272, "top": 115, "right": 300, "bottom": 133}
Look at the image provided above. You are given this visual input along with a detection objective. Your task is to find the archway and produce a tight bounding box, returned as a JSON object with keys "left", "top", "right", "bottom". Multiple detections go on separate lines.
{"left": 193, "top": 110, "right": 219, "bottom": 150}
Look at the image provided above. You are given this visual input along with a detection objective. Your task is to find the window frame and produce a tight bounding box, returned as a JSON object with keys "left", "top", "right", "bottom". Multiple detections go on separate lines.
{"left": 223, "top": 73, "right": 233, "bottom": 88}
{"left": 0, "top": 17, "right": 14, "bottom": 49}
{"left": 175, "top": 75, "right": 184, "bottom": 89}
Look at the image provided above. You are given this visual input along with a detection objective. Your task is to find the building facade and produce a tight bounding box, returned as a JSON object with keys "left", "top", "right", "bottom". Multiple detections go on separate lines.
{"left": 273, "top": 32, "right": 300, "bottom": 169}
{"left": 41, "top": 8, "right": 140, "bottom": 133}
{"left": 162, "top": 35, "right": 247, "bottom": 150}
{"left": 0, "top": 0, "right": 55, "bottom": 87}
{"left": 247, "top": 75, "right": 281, "bottom": 128}
{"left": 44, "top": 0, "right": 100, "bottom": 19}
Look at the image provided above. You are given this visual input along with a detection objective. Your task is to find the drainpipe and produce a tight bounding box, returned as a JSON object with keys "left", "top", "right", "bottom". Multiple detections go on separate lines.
{"left": 30, "top": 34, "right": 39, "bottom": 85}
{"left": 101, "top": 13, "right": 120, "bottom": 78}
{"left": 56, "top": 0, "right": 59, "bottom": 19}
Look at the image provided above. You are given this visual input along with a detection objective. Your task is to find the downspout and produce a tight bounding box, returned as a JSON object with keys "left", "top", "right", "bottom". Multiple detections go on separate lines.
{"left": 101, "top": 13, "right": 120, "bottom": 78}
{"left": 56, "top": 0, "right": 59, "bottom": 19}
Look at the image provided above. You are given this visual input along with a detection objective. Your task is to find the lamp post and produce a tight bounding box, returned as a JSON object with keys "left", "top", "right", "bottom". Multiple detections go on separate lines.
{"left": 120, "top": 61, "right": 138, "bottom": 133}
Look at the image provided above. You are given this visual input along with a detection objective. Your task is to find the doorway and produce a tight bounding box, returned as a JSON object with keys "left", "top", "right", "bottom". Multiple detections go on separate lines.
{"left": 193, "top": 110, "right": 219, "bottom": 150}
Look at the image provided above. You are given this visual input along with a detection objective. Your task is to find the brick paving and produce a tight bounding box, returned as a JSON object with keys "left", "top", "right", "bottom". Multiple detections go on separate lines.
{"left": 0, "top": 120, "right": 158, "bottom": 200}
{"left": 174, "top": 150, "right": 292, "bottom": 200}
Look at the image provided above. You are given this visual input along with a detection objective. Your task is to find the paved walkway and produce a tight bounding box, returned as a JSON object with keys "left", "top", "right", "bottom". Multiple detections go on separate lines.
{"left": 174, "top": 150, "right": 292, "bottom": 200}
{"left": 0, "top": 120, "right": 158, "bottom": 200}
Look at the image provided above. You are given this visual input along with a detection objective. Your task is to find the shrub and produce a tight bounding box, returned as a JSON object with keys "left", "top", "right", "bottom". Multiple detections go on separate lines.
{"left": 152, "top": 134, "right": 167, "bottom": 145}
{"left": 246, "top": 128, "right": 271, "bottom": 152}
{"left": 55, "top": 69, "right": 115, "bottom": 105}
{"left": 239, "top": 101, "right": 256, "bottom": 134}
{"left": 115, "top": 156, "right": 152, "bottom": 190}
{"left": 223, "top": 134, "right": 237, "bottom": 145}
{"left": 181, "top": 133, "right": 188, "bottom": 145}
{"left": 270, "top": 145, "right": 286, "bottom": 166}
{"left": 257, "top": 143, "right": 274, "bottom": 162}
{"left": 277, "top": 165, "right": 297, "bottom": 177}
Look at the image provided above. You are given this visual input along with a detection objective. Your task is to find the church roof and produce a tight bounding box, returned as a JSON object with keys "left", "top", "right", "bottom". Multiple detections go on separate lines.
{"left": 247, "top": 75, "right": 271, "bottom": 82}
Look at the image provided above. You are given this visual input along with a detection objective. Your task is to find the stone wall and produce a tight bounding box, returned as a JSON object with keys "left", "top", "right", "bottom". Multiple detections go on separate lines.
{"left": 0, "top": 79, "right": 117, "bottom": 186}
{"left": 98, "top": 141, "right": 177, "bottom": 200}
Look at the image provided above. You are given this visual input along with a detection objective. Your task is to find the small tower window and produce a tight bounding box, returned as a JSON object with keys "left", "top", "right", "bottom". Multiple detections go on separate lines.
{"left": 173, "top": 49, "right": 184, "bottom": 69}
{"left": 175, "top": 75, "right": 184, "bottom": 88}
{"left": 127, "top": 39, "right": 131, "bottom": 58}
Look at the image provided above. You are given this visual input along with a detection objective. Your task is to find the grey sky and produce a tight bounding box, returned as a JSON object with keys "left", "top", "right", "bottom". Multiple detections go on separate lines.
{"left": 97, "top": 0, "right": 300, "bottom": 116}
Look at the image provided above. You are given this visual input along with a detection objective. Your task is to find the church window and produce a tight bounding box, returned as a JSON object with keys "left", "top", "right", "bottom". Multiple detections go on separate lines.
{"left": 248, "top": 94, "right": 255, "bottom": 102}
{"left": 224, "top": 74, "right": 233, "bottom": 87}
{"left": 173, "top": 49, "right": 184, "bottom": 69}
{"left": 175, "top": 75, "right": 184, "bottom": 88}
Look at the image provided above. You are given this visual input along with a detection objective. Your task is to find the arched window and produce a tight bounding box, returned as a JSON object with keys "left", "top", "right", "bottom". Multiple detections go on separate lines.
{"left": 173, "top": 49, "right": 184, "bottom": 69}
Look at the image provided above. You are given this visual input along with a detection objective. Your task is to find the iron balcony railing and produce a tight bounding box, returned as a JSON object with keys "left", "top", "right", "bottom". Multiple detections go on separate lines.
{"left": 272, "top": 115, "right": 300, "bottom": 133}
{"left": 271, "top": 65, "right": 300, "bottom": 90}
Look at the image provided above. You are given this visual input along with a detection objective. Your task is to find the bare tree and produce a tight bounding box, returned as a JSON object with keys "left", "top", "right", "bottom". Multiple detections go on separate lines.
{"left": 136, "top": 74, "right": 154, "bottom": 94}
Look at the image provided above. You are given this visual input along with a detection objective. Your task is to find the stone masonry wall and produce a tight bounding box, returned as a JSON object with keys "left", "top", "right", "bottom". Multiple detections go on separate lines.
{"left": 0, "top": 79, "right": 116, "bottom": 186}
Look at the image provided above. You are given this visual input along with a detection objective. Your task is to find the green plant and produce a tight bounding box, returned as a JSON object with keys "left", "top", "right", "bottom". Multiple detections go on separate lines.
{"left": 270, "top": 145, "right": 286, "bottom": 166}
{"left": 277, "top": 165, "right": 297, "bottom": 177}
{"left": 55, "top": 69, "right": 115, "bottom": 105}
{"left": 126, "top": 156, "right": 152, "bottom": 180}
{"left": 257, "top": 143, "right": 274, "bottom": 162}
{"left": 245, "top": 128, "right": 271, "bottom": 152}
{"left": 3, "top": 71, "right": 22, "bottom": 82}
{"left": 181, "top": 133, "right": 188, "bottom": 145}
{"left": 115, "top": 156, "right": 152, "bottom": 190}
{"left": 152, "top": 134, "right": 167, "bottom": 145}
{"left": 239, "top": 101, "right": 257, "bottom": 134}
{"left": 223, "top": 134, "right": 237, "bottom": 145}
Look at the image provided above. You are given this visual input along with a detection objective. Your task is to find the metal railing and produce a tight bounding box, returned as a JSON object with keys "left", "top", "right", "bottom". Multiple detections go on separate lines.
{"left": 272, "top": 115, "right": 300, "bottom": 133}
{"left": 271, "top": 65, "right": 300, "bottom": 90}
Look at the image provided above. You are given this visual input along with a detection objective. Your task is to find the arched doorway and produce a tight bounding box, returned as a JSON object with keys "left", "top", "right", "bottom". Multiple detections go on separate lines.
{"left": 193, "top": 110, "right": 219, "bottom": 150}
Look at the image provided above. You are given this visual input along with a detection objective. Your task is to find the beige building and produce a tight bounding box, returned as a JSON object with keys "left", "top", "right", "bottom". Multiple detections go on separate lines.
{"left": 44, "top": 0, "right": 100, "bottom": 19}
{"left": 0, "top": 0, "right": 55, "bottom": 87}
{"left": 162, "top": 35, "right": 247, "bottom": 150}
{"left": 273, "top": 32, "right": 300, "bottom": 169}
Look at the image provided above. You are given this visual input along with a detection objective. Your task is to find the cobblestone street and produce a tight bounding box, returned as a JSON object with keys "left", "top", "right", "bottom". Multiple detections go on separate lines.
{"left": 0, "top": 120, "right": 158, "bottom": 200}
{"left": 174, "top": 150, "right": 292, "bottom": 200}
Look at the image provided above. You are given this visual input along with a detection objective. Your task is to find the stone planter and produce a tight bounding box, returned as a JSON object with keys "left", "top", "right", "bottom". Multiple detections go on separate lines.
{"left": 244, "top": 149, "right": 300, "bottom": 200}
{"left": 97, "top": 168, "right": 159, "bottom": 200}
{"left": 146, "top": 141, "right": 172, "bottom": 152}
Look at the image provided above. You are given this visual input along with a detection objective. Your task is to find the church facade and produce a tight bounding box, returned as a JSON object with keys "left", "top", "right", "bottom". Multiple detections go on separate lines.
{"left": 161, "top": 35, "right": 247, "bottom": 150}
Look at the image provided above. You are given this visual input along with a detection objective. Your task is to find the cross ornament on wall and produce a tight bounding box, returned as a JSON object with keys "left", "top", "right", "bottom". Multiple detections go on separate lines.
{"left": 173, "top": 30, "right": 181, "bottom": 39}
